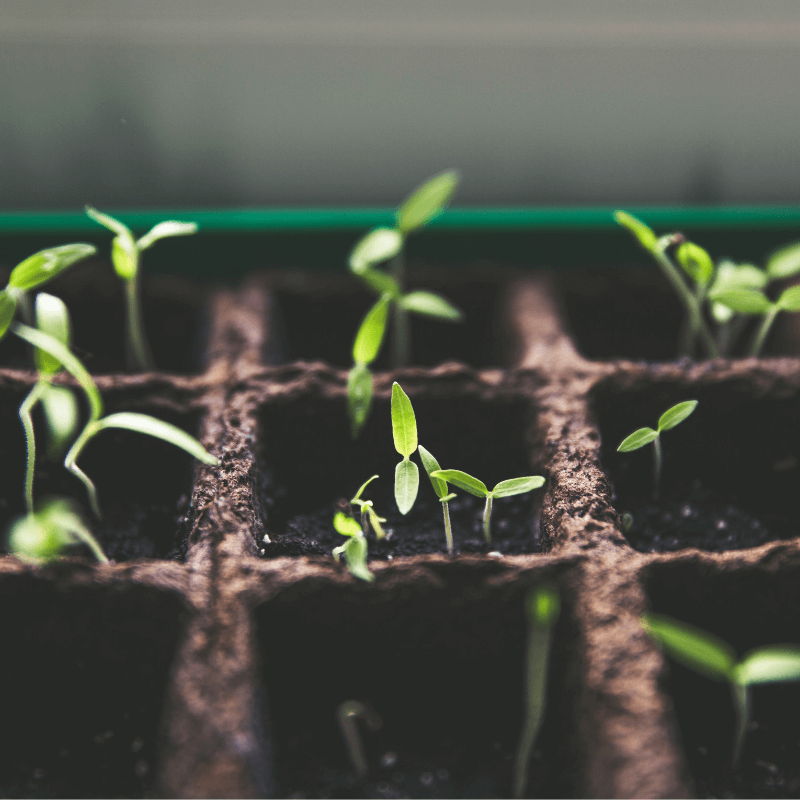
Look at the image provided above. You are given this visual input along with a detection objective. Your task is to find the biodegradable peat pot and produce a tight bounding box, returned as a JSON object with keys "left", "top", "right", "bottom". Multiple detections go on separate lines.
{"left": 3, "top": 214, "right": 800, "bottom": 798}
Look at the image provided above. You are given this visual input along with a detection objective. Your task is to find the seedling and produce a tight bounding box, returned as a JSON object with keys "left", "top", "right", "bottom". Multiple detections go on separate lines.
{"left": 418, "top": 445, "right": 457, "bottom": 555}
{"left": 513, "top": 584, "right": 560, "bottom": 799}
{"left": 8, "top": 497, "right": 108, "bottom": 564}
{"left": 85, "top": 206, "right": 198, "bottom": 371}
{"left": 332, "top": 512, "right": 374, "bottom": 582}
{"left": 347, "top": 172, "right": 462, "bottom": 436}
{"left": 617, "top": 400, "right": 698, "bottom": 500}
{"left": 336, "top": 700, "right": 382, "bottom": 777}
{"left": 391, "top": 382, "right": 420, "bottom": 515}
{"left": 346, "top": 474, "right": 387, "bottom": 539}
{"left": 642, "top": 613, "right": 800, "bottom": 766}
{"left": 431, "top": 469, "right": 545, "bottom": 546}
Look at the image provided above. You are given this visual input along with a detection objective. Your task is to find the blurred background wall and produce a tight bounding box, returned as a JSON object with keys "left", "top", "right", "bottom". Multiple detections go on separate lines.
{"left": 2, "top": 0, "right": 800, "bottom": 210}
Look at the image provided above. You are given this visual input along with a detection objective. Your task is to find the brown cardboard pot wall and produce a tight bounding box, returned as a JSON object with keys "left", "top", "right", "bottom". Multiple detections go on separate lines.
{"left": 1, "top": 263, "right": 800, "bottom": 798}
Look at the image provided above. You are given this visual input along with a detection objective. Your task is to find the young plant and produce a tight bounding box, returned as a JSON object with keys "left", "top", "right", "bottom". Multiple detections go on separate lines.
{"left": 346, "top": 474, "right": 387, "bottom": 539}
{"left": 332, "top": 511, "right": 374, "bottom": 582}
{"left": 430, "top": 469, "right": 545, "bottom": 547}
{"left": 85, "top": 206, "right": 198, "bottom": 371}
{"left": 391, "top": 382, "right": 419, "bottom": 515}
{"left": 642, "top": 613, "right": 800, "bottom": 766}
{"left": 418, "top": 445, "right": 457, "bottom": 555}
{"left": 513, "top": 584, "right": 560, "bottom": 799}
{"left": 347, "top": 172, "right": 462, "bottom": 436}
{"left": 11, "top": 322, "right": 218, "bottom": 518}
{"left": 336, "top": 700, "right": 382, "bottom": 778}
{"left": 617, "top": 400, "right": 697, "bottom": 500}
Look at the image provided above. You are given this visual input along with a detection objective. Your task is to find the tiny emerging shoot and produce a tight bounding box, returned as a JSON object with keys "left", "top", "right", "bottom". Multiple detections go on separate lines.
{"left": 336, "top": 700, "right": 382, "bottom": 778}
{"left": 348, "top": 474, "right": 387, "bottom": 539}
{"left": 85, "top": 206, "right": 198, "bottom": 371}
{"left": 617, "top": 400, "right": 697, "bottom": 500}
{"left": 332, "top": 512, "right": 374, "bottom": 582}
{"left": 643, "top": 613, "right": 800, "bottom": 766}
{"left": 391, "top": 383, "right": 419, "bottom": 515}
{"left": 513, "top": 584, "right": 560, "bottom": 799}
{"left": 418, "top": 445, "right": 456, "bottom": 555}
{"left": 431, "top": 469, "right": 545, "bottom": 547}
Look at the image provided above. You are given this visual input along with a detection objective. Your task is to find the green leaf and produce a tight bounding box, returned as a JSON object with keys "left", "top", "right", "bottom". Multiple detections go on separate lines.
{"left": 658, "top": 400, "right": 698, "bottom": 432}
{"left": 440, "top": 493, "right": 457, "bottom": 503}
{"left": 366, "top": 507, "right": 387, "bottom": 539}
{"left": 352, "top": 475, "right": 379, "bottom": 503}
{"left": 349, "top": 227, "right": 403, "bottom": 272}
{"left": 777, "top": 285, "right": 800, "bottom": 312}
{"left": 352, "top": 295, "right": 390, "bottom": 365}
{"left": 342, "top": 535, "right": 375, "bottom": 582}
{"left": 34, "top": 293, "right": 71, "bottom": 376}
{"left": 333, "top": 512, "right": 363, "bottom": 538}
{"left": 395, "top": 459, "right": 419, "bottom": 515}
{"left": 525, "top": 585, "right": 560, "bottom": 627}
{"left": 137, "top": 220, "right": 198, "bottom": 251}
{"left": 676, "top": 241, "right": 714, "bottom": 287}
{"left": 642, "top": 614, "right": 736, "bottom": 682}
{"left": 418, "top": 445, "right": 447, "bottom": 499}
{"left": 40, "top": 385, "right": 79, "bottom": 455}
{"left": 93, "top": 412, "right": 218, "bottom": 465}
{"left": 614, "top": 211, "right": 659, "bottom": 253}
{"left": 111, "top": 234, "right": 138, "bottom": 280}
{"left": 766, "top": 241, "right": 800, "bottom": 280}
{"left": 0, "top": 290, "right": 16, "bottom": 340}
{"left": 492, "top": 476, "right": 545, "bottom": 498}
{"left": 617, "top": 428, "right": 658, "bottom": 452}
{"left": 353, "top": 266, "right": 401, "bottom": 298}
{"left": 397, "top": 170, "right": 459, "bottom": 234}
{"left": 430, "top": 469, "right": 488, "bottom": 498}
{"left": 710, "top": 289, "right": 773, "bottom": 315}
{"left": 735, "top": 646, "right": 800, "bottom": 685}
{"left": 391, "top": 382, "right": 417, "bottom": 458}
{"left": 9, "top": 243, "right": 97, "bottom": 292}
{"left": 399, "top": 291, "right": 462, "bottom": 321}
{"left": 8, "top": 511, "right": 71, "bottom": 562}
{"left": 347, "top": 363, "right": 373, "bottom": 438}
{"left": 711, "top": 261, "right": 768, "bottom": 294}
{"left": 85, "top": 205, "right": 132, "bottom": 238}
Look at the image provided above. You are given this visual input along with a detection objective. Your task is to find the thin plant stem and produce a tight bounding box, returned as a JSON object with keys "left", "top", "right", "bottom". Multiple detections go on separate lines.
{"left": 748, "top": 306, "right": 779, "bottom": 357}
{"left": 483, "top": 494, "right": 493, "bottom": 545}
{"left": 442, "top": 499, "right": 453, "bottom": 555}
{"left": 391, "top": 251, "right": 409, "bottom": 367}
{"left": 19, "top": 381, "right": 48, "bottom": 514}
{"left": 64, "top": 421, "right": 102, "bottom": 518}
{"left": 125, "top": 274, "right": 154, "bottom": 371}
{"left": 731, "top": 680, "right": 749, "bottom": 767}
{"left": 337, "top": 700, "right": 380, "bottom": 777}
{"left": 652, "top": 436, "right": 663, "bottom": 500}
{"left": 70, "top": 524, "right": 110, "bottom": 564}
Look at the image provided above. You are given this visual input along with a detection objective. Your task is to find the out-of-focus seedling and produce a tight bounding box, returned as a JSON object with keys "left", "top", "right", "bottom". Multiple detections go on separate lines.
{"left": 391, "top": 382, "right": 420, "bottom": 515}
{"left": 617, "top": 400, "right": 697, "bottom": 500}
{"left": 418, "top": 445, "right": 456, "bottom": 555}
{"left": 643, "top": 613, "right": 800, "bottom": 766}
{"left": 336, "top": 700, "right": 382, "bottom": 778}
{"left": 346, "top": 474, "right": 387, "bottom": 539}
{"left": 8, "top": 497, "right": 108, "bottom": 564}
{"left": 86, "top": 206, "right": 198, "bottom": 371}
{"left": 431, "top": 469, "right": 544, "bottom": 547}
{"left": 332, "top": 512, "right": 374, "bottom": 582}
{"left": 513, "top": 584, "right": 560, "bottom": 799}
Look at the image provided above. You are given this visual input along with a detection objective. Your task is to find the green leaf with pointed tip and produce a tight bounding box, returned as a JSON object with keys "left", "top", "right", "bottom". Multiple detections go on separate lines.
{"left": 333, "top": 512, "right": 363, "bottom": 538}
{"left": 676, "top": 241, "right": 714, "bottom": 287}
{"left": 353, "top": 266, "right": 401, "bottom": 297}
{"left": 492, "top": 476, "right": 545, "bottom": 498}
{"left": 397, "top": 170, "right": 459, "bottom": 234}
{"left": 391, "top": 382, "right": 417, "bottom": 458}
{"left": 111, "top": 234, "right": 138, "bottom": 280}
{"left": 9, "top": 243, "right": 97, "bottom": 291}
{"left": 343, "top": 535, "right": 375, "bottom": 582}
{"left": 348, "top": 363, "right": 373, "bottom": 438}
{"left": 353, "top": 295, "right": 390, "bottom": 365}
{"left": 617, "top": 428, "right": 658, "bottom": 452}
{"left": 735, "top": 646, "right": 800, "bottom": 686}
{"left": 766, "top": 242, "right": 800, "bottom": 280}
{"left": 40, "top": 384, "right": 79, "bottom": 455}
{"left": 711, "top": 289, "right": 773, "bottom": 315}
{"left": 395, "top": 459, "right": 419, "bottom": 515}
{"left": 0, "top": 290, "right": 16, "bottom": 340}
{"left": 352, "top": 475, "right": 379, "bottom": 503}
{"left": 34, "top": 293, "right": 71, "bottom": 376}
{"left": 711, "top": 262, "right": 768, "bottom": 294}
{"left": 418, "top": 445, "right": 447, "bottom": 499}
{"left": 430, "top": 469, "right": 488, "bottom": 498}
{"left": 366, "top": 507, "right": 386, "bottom": 539}
{"left": 349, "top": 227, "right": 403, "bottom": 272}
{"left": 643, "top": 614, "right": 736, "bottom": 682}
{"left": 614, "top": 211, "right": 659, "bottom": 253}
{"left": 85, "top": 205, "right": 132, "bottom": 238}
{"left": 658, "top": 400, "right": 698, "bottom": 432}
{"left": 93, "top": 412, "right": 218, "bottom": 465}
{"left": 399, "top": 291, "right": 462, "bottom": 320}
{"left": 777, "top": 285, "right": 800, "bottom": 312}
{"left": 440, "top": 492, "right": 457, "bottom": 503}
{"left": 137, "top": 220, "right": 198, "bottom": 251}
{"left": 526, "top": 584, "right": 560, "bottom": 627}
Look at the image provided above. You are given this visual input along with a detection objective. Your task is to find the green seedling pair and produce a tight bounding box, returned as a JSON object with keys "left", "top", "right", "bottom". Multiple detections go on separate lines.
{"left": 347, "top": 172, "right": 463, "bottom": 437}
{"left": 643, "top": 613, "right": 800, "bottom": 766}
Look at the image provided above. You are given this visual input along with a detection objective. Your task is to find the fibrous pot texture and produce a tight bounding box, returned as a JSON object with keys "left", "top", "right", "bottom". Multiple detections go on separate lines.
{"left": 2, "top": 260, "right": 800, "bottom": 798}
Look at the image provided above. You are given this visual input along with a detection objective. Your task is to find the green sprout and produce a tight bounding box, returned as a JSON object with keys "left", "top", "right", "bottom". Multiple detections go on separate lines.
{"left": 391, "top": 382, "right": 419, "bottom": 515}
{"left": 85, "top": 206, "right": 198, "bottom": 371}
{"left": 418, "top": 445, "right": 456, "bottom": 555}
{"left": 431, "top": 469, "right": 545, "bottom": 547}
{"left": 513, "top": 584, "right": 560, "bottom": 799}
{"left": 336, "top": 700, "right": 382, "bottom": 778}
{"left": 643, "top": 613, "right": 800, "bottom": 766}
{"left": 617, "top": 400, "right": 697, "bottom": 500}
{"left": 8, "top": 497, "right": 108, "bottom": 564}
{"left": 332, "top": 512, "right": 374, "bottom": 582}
{"left": 345, "top": 474, "right": 387, "bottom": 539}
{"left": 11, "top": 322, "right": 218, "bottom": 518}
{"left": 347, "top": 172, "right": 462, "bottom": 436}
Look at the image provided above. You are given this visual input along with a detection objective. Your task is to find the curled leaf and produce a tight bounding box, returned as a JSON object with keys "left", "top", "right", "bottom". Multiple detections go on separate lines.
{"left": 349, "top": 228, "right": 403, "bottom": 272}
{"left": 9, "top": 244, "right": 97, "bottom": 292}
{"left": 137, "top": 220, "right": 198, "bottom": 251}
{"left": 614, "top": 211, "right": 658, "bottom": 253}
{"left": 34, "top": 293, "right": 71, "bottom": 376}
{"left": 676, "top": 242, "right": 714, "bottom": 287}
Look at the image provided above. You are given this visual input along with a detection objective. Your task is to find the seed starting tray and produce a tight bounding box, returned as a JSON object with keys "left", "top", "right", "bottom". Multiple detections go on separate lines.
{"left": 2, "top": 262, "right": 800, "bottom": 799}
